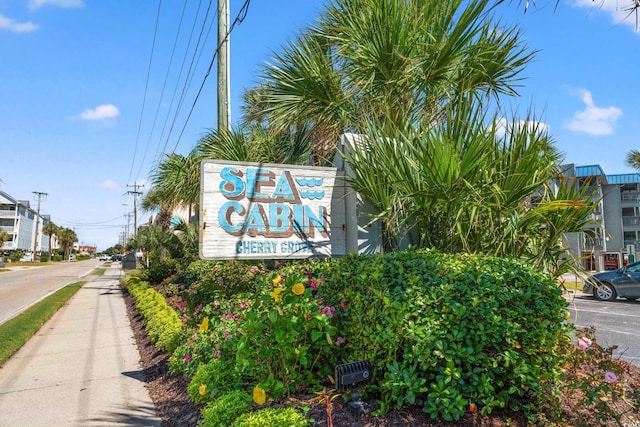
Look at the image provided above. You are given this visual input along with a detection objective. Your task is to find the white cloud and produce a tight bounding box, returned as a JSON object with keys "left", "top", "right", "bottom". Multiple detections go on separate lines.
{"left": 562, "top": 89, "right": 623, "bottom": 135}
{"left": 28, "top": 0, "right": 84, "bottom": 10}
{"left": 0, "top": 14, "right": 38, "bottom": 33}
{"left": 76, "top": 104, "right": 120, "bottom": 121}
{"left": 100, "top": 179, "right": 118, "bottom": 189}
{"left": 496, "top": 117, "right": 550, "bottom": 139}
{"left": 572, "top": 0, "right": 640, "bottom": 32}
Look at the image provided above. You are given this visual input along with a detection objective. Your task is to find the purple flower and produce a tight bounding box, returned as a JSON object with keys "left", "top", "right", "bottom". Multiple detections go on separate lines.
{"left": 183, "top": 355, "right": 191, "bottom": 362}
{"left": 336, "top": 336, "right": 346, "bottom": 346}
{"left": 604, "top": 372, "right": 618, "bottom": 383}
{"left": 226, "top": 313, "right": 234, "bottom": 319}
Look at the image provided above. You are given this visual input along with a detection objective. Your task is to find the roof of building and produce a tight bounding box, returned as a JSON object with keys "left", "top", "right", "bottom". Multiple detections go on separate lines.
{"left": 575, "top": 165, "right": 606, "bottom": 177}
{"left": 574, "top": 164, "right": 640, "bottom": 185}
{"left": 606, "top": 174, "right": 640, "bottom": 185}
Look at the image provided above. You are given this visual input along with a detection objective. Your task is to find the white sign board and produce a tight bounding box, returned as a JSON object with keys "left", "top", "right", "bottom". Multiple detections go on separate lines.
{"left": 200, "top": 160, "right": 346, "bottom": 260}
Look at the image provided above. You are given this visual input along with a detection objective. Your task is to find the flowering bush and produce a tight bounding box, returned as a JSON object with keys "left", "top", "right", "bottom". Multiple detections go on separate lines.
{"left": 169, "top": 314, "right": 244, "bottom": 377}
{"left": 538, "top": 326, "right": 640, "bottom": 426}
{"left": 230, "top": 266, "right": 343, "bottom": 400}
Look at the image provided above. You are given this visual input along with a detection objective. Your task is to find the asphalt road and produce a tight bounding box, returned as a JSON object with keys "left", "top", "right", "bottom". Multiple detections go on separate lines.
{"left": 0, "top": 259, "right": 102, "bottom": 325}
{"left": 566, "top": 291, "right": 640, "bottom": 365}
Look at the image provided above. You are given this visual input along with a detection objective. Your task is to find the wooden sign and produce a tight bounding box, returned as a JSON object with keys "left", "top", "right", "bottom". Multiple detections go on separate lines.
{"left": 200, "top": 160, "right": 346, "bottom": 260}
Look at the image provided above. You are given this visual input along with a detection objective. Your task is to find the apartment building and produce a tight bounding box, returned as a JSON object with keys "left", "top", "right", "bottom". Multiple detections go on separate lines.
{"left": 0, "top": 190, "right": 53, "bottom": 256}
{"left": 563, "top": 164, "right": 640, "bottom": 272}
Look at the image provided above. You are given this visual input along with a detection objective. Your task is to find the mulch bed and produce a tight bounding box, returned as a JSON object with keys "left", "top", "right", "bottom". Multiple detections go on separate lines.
{"left": 122, "top": 287, "right": 640, "bottom": 426}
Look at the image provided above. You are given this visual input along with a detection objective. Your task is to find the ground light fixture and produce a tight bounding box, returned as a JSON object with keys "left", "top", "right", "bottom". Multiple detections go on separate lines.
{"left": 334, "top": 360, "right": 371, "bottom": 416}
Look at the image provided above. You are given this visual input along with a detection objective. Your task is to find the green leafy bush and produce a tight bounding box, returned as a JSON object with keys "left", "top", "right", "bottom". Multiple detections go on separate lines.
{"left": 143, "top": 251, "right": 178, "bottom": 285}
{"left": 181, "top": 260, "right": 266, "bottom": 313}
{"left": 197, "top": 390, "right": 252, "bottom": 427}
{"left": 311, "top": 250, "right": 570, "bottom": 421}
{"left": 125, "top": 277, "right": 183, "bottom": 353}
{"left": 169, "top": 307, "right": 250, "bottom": 377}
{"left": 187, "top": 358, "right": 240, "bottom": 405}
{"left": 231, "top": 266, "right": 340, "bottom": 400}
{"left": 231, "top": 407, "right": 308, "bottom": 427}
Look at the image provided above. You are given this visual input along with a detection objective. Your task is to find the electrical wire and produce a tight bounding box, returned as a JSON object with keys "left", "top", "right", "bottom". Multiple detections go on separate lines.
{"left": 128, "top": 0, "right": 163, "bottom": 187}
{"left": 170, "top": 0, "right": 251, "bottom": 154}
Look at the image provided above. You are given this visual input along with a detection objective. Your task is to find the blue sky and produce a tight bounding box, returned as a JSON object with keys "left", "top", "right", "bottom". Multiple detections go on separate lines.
{"left": 0, "top": 0, "right": 638, "bottom": 251}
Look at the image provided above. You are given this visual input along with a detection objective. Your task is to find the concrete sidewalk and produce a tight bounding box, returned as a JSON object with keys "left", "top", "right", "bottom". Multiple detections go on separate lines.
{"left": 0, "top": 266, "right": 161, "bottom": 426}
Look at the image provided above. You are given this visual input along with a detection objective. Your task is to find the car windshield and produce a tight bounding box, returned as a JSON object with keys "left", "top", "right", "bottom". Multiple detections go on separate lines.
{"left": 625, "top": 261, "right": 640, "bottom": 273}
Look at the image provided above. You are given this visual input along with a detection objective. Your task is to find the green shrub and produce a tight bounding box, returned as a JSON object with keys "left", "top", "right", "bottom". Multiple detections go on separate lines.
{"left": 40, "top": 255, "right": 49, "bottom": 262}
{"left": 10, "top": 250, "right": 24, "bottom": 263}
{"left": 52, "top": 255, "right": 63, "bottom": 262}
{"left": 311, "top": 250, "right": 570, "bottom": 420}
{"left": 231, "top": 407, "right": 307, "bottom": 427}
{"left": 125, "top": 278, "right": 183, "bottom": 353}
{"left": 143, "top": 251, "right": 178, "bottom": 285}
{"left": 181, "top": 260, "right": 266, "bottom": 312}
{"left": 198, "top": 390, "right": 252, "bottom": 427}
{"left": 231, "top": 266, "right": 340, "bottom": 400}
{"left": 187, "top": 358, "right": 239, "bottom": 405}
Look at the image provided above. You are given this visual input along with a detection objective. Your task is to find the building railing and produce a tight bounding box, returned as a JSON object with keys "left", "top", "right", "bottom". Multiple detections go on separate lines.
{"left": 621, "top": 191, "right": 640, "bottom": 202}
{"left": 622, "top": 216, "right": 640, "bottom": 227}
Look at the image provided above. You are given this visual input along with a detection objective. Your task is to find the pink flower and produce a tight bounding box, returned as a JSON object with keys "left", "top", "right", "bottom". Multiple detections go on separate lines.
{"left": 336, "top": 336, "right": 346, "bottom": 346}
{"left": 178, "top": 301, "right": 187, "bottom": 308}
{"left": 577, "top": 337, "right": 592, "bottom": 350}
{"left": 226, "top": 313, "right": 234, "bottom": 319}
{"left": 339, "top": 301, "right": 345, "bottom": 309}
{"left": 183, "top": 355, "right": 191, "bottom": 362}
{"left": 604, "top": 372, "right": 618, "bottom": 383}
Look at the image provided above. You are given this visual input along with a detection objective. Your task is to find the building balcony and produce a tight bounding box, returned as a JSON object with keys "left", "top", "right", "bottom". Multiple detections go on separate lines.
{"left": 0, "top": 225, "right": 15, "bottom": 234}
{"left": 622, "top": 216, "right": 640, "bottom": 227}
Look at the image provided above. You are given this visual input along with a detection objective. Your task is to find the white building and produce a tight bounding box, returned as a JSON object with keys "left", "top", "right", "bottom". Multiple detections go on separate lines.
{"left": 0, "top": 190, "right": 56, "bottom": 257}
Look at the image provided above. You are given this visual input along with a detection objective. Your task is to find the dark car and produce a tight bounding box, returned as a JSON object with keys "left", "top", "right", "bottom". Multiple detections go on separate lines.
{"left": 583, "top": 260, "right": 640, "bottom": 301}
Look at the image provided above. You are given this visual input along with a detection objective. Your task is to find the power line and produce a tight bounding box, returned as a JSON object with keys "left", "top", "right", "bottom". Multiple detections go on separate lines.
{"left": 171, "top": 0, "right": 251, "bottom": 154}
{"left": 128, "top": 0, "right": 163, "bottom": 186}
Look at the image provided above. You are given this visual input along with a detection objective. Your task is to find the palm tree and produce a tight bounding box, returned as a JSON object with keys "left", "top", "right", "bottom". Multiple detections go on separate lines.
{"left": 42, "top": 222, "right": 59, "bottom": 261}
{"left": 147, "top": 152, "right": 201, "bottom": 221}
{"left": 57, "top": 227, "right": 78, "bottom": 261}
{"left": 626, "top": 149, "right": 640, "bottom": 171}
{"left": 0, "top": 231, "right": 10, "bottom": 256}
{"left": 249, "top": 0, "right": 533, "bottom": 161}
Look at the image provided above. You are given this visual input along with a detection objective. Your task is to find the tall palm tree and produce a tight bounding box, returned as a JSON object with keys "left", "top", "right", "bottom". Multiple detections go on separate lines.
{"left": 57, "top": 227, "right": 78, "bottom": 261}
{"left": 42, "top": 222, "right": 59, "bottom": 261}
{"left": 249, "top": 0, "right": 533, "bottom": 161}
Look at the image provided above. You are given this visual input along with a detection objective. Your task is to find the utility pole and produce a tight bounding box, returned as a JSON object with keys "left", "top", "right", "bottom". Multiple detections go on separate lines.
{"left": 126, "top": 183, "right": 144, "bottom": 238}
{"left": 124, "top": 212, "right": 133, "bottom": 242}
{"left": 218, "top": 0, "right": 230, "bottom": 131}
{"left": 32, "top": 191, "right": 48, "bottom": 261}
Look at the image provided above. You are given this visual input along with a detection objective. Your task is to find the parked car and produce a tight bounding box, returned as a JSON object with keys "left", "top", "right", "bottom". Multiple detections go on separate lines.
{"left": 583, "top": 261, "right": 640, "bottom": 301}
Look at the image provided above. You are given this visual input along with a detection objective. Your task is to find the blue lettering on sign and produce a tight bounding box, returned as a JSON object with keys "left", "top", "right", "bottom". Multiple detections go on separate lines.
{"left": 269, "top": 204, "right": 291, "bottom": 233}
{"left": 217, "top": 166, "right": 329, "bottom": 241}
{"left": 235, "top": 240, "right": 279, "bottom": 254}
{"left": 219, "top": 201, "right": 244, "bottom": 234}
{"left": 219, "top": 167, "right": 245, "bottom": 198}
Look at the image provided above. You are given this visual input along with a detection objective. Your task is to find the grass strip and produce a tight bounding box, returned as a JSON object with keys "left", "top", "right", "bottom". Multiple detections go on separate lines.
{"left": 0, "top": 281, "right": 85, "bottom": 367}
{"left": 91, "top": 268, "right": 106, "bottom": 276}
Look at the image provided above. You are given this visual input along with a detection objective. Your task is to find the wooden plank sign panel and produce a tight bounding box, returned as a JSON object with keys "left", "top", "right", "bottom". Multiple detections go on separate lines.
{"left": 200, "top": 160, "right": 346, "bottom": 260}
